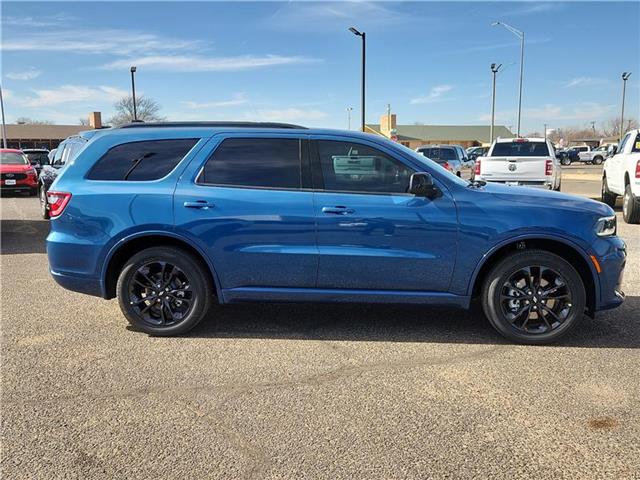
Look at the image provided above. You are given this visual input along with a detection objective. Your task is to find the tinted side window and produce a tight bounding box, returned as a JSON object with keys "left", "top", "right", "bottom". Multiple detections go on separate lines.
{"left": 632, "top": 134, "right": 640, "bottom": 153}
{"left": 316, "top": 140, "right": 413, "bottom": 194}
{"left": 200, "top": 138, "right": 301, "bottom": 189}
{"left": 618, "top": 134, "right": 631, "bottom": 154}
{"left": 88, "top": 139, "right": 197, "bottom": 181}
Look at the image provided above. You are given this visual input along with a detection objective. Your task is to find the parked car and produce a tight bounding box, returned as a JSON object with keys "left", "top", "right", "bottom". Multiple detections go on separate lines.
{"left": 601, "top": 129, "right": 640, "bottom": 223}
{"left": 474, "top": 137, "right": 562, "bottom": 190}
{"left": 0, "top": 149, "right": 38, "bottom": 195}
{"left": 21, "top": 148, "right": 50, "bottom": 175}
{"left": 416, "top": 145, "right": 463, "bottom": 176}
{"left": 467, "top": 146, "right": 489, "bottom": 161}
{"left": 578, "top": 145, "right": 608, "bottom": 165}
{"left": 39, "top": 131, "right": 100, "bottom": 218}
{"left": 45, "top": 122, "right": 626, "bottom": 344}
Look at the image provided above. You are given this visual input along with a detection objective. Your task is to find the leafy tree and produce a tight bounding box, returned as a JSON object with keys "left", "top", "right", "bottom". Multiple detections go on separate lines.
{"left": 107, "top": 95, "right": 165, "bottom": 126}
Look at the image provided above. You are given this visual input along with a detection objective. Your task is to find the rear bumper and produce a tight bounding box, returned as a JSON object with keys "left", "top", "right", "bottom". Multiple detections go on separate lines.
{"left": 50, "top": 269, "right": 104, "bottom": 298}
{"left": 477, "top": 178, "right": 554, "bottom": 189}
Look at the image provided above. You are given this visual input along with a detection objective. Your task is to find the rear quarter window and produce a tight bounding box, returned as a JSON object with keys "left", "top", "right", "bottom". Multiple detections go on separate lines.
{"left": 87, "top": 139, "right": 198, "bottom": 181}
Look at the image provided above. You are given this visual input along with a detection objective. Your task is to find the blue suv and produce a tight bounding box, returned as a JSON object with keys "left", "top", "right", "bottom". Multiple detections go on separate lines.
{"left": 46, "top": 122, "right": 626, "bottom": 344}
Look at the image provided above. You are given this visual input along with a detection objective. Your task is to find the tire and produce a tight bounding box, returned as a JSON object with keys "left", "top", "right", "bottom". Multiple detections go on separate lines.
{"left": 117, "top": 246, "right": 214, "bottom": 336}
{"left": 553, "top": 180, "right": 561, "bottom": 192}
{"left": 601, "top": 176, "right": 617, "bottom": 208}
{"left": 622, "top": 184, "right": 640, "bottom": 224}
{"left": 39, "top": 186, "right": 50, "bottom": 219}
{"left": 481, "top": 249, "right": 586, "bottom": 345}
{"left": 561, "top": 157, "right": 571, "bottom": 166}
{"left": 593, "top": 156, "right": 603, "bottom": 165}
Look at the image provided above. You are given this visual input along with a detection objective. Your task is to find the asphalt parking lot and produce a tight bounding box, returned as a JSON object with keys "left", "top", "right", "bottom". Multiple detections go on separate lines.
{"left": 1, "top": 174, "right": 639, "bottom": 479}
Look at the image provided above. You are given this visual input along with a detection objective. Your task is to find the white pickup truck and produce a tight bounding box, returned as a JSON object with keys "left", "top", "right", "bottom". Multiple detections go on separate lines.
{"left": 474, "top": 137, "right": 561, "bottom": 190}
{"left": 577, "top": 145, "right": 609, "bottom": 165}
{"left": 601, "top": 129, "right": 640, "bottom": 223}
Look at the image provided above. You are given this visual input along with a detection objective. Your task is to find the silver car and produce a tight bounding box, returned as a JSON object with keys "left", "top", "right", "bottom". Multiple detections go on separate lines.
{"left": 415, "top": 145, "right": 463, "bottom": 177}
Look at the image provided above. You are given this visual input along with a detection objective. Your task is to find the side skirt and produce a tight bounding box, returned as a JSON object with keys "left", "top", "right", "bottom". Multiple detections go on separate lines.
{"left": 221, "top": 287, "right": 471, "bottom": 309}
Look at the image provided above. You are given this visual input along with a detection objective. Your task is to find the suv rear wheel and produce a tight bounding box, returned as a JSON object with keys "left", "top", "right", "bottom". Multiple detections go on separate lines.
{"left": 561, "top": 157, "right": 571, "bottom": 166}
{"left": 117, "top": 246, "right": 214, "bottom": 335}
{"left": 593, "top": 156, "right": 603, "bottom": 165}
{"left": 481, "top": 250, "right": 585, "bottom": 344}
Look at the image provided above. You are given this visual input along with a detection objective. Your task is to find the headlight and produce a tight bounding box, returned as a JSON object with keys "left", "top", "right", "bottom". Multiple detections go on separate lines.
{"left": 595, "top": 215, "right": 616, "bottom": 236}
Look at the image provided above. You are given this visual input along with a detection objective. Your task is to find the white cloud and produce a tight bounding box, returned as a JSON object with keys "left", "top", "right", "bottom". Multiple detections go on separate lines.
{"left": 563, "top": 77, "right": 607, "bottom": 88}
{"left": 410, "top": 85, "right": 453, "bottom": 104}
{"left": 182, "top": 93, "right": 248, "bottom": 109}
{"left": 5, "top": 68, "right": 42, "bottom": 81}
{"left": 242, "top": 108, "right": 328, "bottom": 123}
{"left": 11, "top": 85, "right": 128, "bottom": 108}
{"left": 101, "top": 54, "right": 318, "bottom": 72}
{"left": 2, "top": 14, "right": 77, "bottom": 27}
{"left": 2, "top": 27, "right": 203, "bottom": 55}
{"left": 478, "top": 102, "right": 616, "bottom": 123}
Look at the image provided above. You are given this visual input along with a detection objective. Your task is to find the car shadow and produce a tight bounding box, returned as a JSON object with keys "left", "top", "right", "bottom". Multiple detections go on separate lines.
{"left": 180, "top": 296, "right": 640, "bottom": 348}
{"left": 0, "top": 219, "right": 49, "bottom": 255}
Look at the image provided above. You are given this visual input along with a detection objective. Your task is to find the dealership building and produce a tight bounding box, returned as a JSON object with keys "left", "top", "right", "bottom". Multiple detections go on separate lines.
{"left": 366, "top": 113, "right": 513, "bottom": 149}
{"left": 2, "top": 112, "right": 103, "bottom": 150}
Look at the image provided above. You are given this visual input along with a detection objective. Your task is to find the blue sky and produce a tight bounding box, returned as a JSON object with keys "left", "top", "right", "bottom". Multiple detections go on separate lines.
{"left": 2, "top": 1, "right": 639, "bottom": 133}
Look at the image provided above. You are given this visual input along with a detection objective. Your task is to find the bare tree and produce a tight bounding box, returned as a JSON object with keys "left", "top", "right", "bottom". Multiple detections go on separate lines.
{"left": 15, "top": 117, "right": 54, "bottom": 125}
{"left": 107, "top": 95, "right": 165, "bottom": 126}
{"left": 78, "top": 118, "right": 89, "bottom": 126}
{"left": 602, "top": 117, "right": 639, "bottom": 137}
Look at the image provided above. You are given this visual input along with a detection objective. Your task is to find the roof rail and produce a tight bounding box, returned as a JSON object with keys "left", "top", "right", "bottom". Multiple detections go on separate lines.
{"left": 119, "top": 121, "right": 308, "bottom": 130}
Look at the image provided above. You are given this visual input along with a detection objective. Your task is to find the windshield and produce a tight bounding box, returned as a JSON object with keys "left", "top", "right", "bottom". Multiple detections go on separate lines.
{"left": 25, "top": 152, "right": 50, "bottom": 165}
{"left": 0, "top": 152, "right": 28, "bottom": 165}
{"left": 491, "top": 142, "right": 549, "bottom": 157}
{"left": 417, "top": 147, "right": 457, "bottom": 161}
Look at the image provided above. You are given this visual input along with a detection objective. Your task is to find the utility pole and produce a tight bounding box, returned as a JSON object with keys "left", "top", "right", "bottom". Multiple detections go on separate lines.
{"left": 544, "top": 123, "right": 548, "bottom": 141}
{"left": 492, "top": 21, "right": 524, "bottom": 136}
{"left": 620, "top": 72, "right": 632, "bottom": 140}
{"left": 490, "top": 63, "right": 502, "bottom": 143}
{"left": 0, "top": 83, "right": 7, "bottom": 148}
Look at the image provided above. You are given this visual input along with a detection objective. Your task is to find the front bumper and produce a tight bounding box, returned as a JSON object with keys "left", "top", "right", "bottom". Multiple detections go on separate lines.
{"left": 595, "top": 236, "right": 626, "bottom": 311}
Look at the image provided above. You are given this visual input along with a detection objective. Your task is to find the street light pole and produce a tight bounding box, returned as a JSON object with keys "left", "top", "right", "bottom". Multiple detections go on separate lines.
{"left": 490, "top": 63, "right": 502, "bottom": 143}
{"left": 0, "top": 83, "right": 7, "bottom": 148}
{"left": 492, "top": 21, "right": 524, "bottom": 137}
{"left": 349, "top": 27, "right": 366, "bottom": 132}
{"left": 346, "top": 107, "right": 353, "bottom": 130}
{"left": 620, "top": 72, "right": 632, "bottom": 141}
{"left": 130, "top": 66, "right": 138, "bottom": 122}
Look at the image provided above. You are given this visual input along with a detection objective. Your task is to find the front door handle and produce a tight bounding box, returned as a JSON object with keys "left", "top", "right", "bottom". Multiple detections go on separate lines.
{"left": 322, "top": 206, "right": 355, "bottom": 215}
{"left": 183, "top": 200, "right": 215, "bottom": 210}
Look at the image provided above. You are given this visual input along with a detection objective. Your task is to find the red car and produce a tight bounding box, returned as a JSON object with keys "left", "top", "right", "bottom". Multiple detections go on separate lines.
{"left": 0, "top": 149, "right": 38, "bottom": 196}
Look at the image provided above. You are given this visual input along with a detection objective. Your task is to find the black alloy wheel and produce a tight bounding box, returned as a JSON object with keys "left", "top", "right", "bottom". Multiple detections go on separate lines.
{"left": 482, "top": 249, "right": 586, "bottom": 344}
{"left": 127, "top": 261, "right": 193, "bottom": 327}
{"left": 117, "top": 246, "right": 213, "bottom": 335}
{"left": 498, "top": 266, "right": 572, "bottom": 335}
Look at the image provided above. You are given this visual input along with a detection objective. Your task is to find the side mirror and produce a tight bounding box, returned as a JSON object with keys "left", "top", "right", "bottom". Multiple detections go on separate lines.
{"left": 409, "top": 172, "right": 441, "bottom": 198}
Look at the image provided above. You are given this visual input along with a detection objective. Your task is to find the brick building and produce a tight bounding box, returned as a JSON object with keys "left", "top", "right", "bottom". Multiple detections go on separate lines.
{"left": 366, "top": 114, "right": 513, "bottom": 149}
{"left": 2, "top": 112, "right": 103, "bottom": 150}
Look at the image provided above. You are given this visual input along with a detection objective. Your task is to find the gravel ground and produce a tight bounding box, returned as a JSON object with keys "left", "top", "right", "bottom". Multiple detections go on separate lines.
{"left": 1, "top": 176, "right": 638, "bottom": 480}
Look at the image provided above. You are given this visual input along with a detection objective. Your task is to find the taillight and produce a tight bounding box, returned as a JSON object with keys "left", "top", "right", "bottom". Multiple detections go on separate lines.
{"left": 545, "top": 160, "right": 553, "bottom": 176}
{"left": 47, "top": 191, "right": 72, "bottom": 218}
{"left": 475, "top": 160, "right": 481, "bottom": 175}
{"left": 636, "top": 160, "right": 640, "bottom": 178}
{"left": 442, "top": 162, "right": 451, "bottom": 171}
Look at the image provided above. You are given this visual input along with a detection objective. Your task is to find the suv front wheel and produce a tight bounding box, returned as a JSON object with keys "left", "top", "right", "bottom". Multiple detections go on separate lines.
{"left": 481, "top": 250, "right": 586, "bottom": 344}
{"left": 117, "top": 246, "right": 214, "bottom": 335}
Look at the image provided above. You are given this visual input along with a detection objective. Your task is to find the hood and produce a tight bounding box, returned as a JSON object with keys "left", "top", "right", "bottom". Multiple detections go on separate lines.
{"left": 480, "top": 181, "right": 613, "bottom": 216}
{"left": 0, "top": 164, "right": 34, "bottom": 174}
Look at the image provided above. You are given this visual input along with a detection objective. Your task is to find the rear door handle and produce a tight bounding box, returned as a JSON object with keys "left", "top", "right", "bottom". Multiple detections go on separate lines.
{"left": 183, "top": 200, "right": 215, "bottom": 210}
{"left": 322, "top": 206, "right": 354, "bottom": 215}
